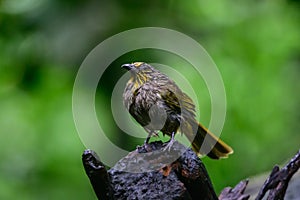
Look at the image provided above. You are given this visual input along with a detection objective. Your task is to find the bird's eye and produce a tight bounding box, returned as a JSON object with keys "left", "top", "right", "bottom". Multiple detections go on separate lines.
{"left": 132, "top": 62, "right": 144, "bottom": 68}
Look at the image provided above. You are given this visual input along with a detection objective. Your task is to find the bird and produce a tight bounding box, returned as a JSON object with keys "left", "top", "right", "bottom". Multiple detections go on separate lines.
{"left": 122, "top": 62, "right": 233, "bottom": 159}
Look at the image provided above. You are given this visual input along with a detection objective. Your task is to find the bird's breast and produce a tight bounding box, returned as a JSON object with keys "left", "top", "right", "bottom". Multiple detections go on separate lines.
{"left": 134, "top": 85, "right": 160, "bottom": 109}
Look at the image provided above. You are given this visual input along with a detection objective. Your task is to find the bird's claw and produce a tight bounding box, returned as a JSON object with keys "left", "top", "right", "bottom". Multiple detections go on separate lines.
{"left": 163, "top": 132, "right": 175, "bottom": 151}
{"left": 163, "top": 142, "right": 173, "bottom": 151}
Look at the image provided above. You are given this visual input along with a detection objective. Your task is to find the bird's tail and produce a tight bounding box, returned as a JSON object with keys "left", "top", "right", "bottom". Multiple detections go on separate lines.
{"left": 182, "top": 120, "right": 233, "bottom": 159}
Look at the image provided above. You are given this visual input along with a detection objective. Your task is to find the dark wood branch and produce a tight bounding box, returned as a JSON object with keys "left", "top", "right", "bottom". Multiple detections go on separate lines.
{"left": 82, "top": 149, "right": 115, "bottom": 200}
{"left": 219, "top": 180, "right": 250, "bottom": 200}
{"left": 82, "top": 143, "right": 299, "bottom": 200}
{"left": 82, "top": 141, "right": 218, "bottom": 199}
{"left": 255, "top": 150, "right": 300, "bottom": 200}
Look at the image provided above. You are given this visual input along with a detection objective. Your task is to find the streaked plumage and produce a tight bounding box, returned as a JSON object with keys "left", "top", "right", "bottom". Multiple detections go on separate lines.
{"left": 122, "top": 62, "right": 233, "bottom": 159}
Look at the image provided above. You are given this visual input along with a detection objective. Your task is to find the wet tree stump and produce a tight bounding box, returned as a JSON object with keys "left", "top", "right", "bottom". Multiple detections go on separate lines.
{"left": 82, "top": 141, "right": 300, "bottom": 200}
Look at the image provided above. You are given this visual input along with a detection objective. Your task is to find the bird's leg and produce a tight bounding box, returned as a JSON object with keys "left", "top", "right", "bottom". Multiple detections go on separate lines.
{"left": 163, "top": 132, "right": 175, "bottom": 151}
{"left": 144, "top": 135, "right": 151, "bottom": 144}
{"left": 144, "top": 131, "right": 153, "bottom": 144}
{"left": 144, "top": 131, "right": 159, "bottom": 145}
{"left": 152, "top": 131, "right": 159, "bottom": 137}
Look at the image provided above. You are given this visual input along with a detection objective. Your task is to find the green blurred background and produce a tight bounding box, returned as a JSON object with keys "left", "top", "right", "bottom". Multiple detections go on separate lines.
{"left": 1, "top": 0, "right": 300, "bottom": 199}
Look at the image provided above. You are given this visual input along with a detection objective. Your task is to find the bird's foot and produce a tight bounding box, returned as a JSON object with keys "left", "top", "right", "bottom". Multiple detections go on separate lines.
{"left": 163, "top": 132, "right": 175, "bottom": 152}
{"left": 144, "top": 135, "right": 151, "bottom": 145}
{"left": 163, "top": 140, "right": 174, "bottom": 151}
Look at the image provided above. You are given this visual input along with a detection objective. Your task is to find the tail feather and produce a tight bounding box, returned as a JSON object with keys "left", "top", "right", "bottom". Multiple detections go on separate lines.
{"left": 183, "top": 121, "right": 233, "bottom": 159}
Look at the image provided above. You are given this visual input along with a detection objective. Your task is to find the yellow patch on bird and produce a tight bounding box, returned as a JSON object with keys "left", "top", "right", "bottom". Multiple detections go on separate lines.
{"left": 132, "top": 62, "right": 144, "bottom": 68}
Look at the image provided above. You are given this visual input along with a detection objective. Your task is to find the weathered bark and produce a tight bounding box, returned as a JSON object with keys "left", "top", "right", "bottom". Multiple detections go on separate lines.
{"left": 219, "top": 180, "right": 250, "bottom": 200}
{"left": 255, "top": 150, "right": 300, "bottom": 200}
{"left": 82, "top": 149, "right": 115, "bottom": 200}
{"left": 82, "top": 142, "right": 299, "bottom": 200}
{"left": 83, "top": 141, "right": 218, "bottom": 199}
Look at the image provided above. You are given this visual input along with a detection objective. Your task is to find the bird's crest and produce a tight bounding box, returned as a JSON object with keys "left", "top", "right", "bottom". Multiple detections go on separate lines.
{"left": 132, "top": 62, "right": 144, "bottom": 68}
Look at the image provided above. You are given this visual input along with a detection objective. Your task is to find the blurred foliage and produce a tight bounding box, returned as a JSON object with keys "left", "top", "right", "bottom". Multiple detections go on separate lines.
{"left": 1, "top": 0, "right": 300, "bottom": 198}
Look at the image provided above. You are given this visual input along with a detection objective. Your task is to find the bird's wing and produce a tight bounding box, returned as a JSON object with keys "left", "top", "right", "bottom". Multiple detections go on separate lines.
{"left": 160, "top": 84, "right": 196, "bottom": 119}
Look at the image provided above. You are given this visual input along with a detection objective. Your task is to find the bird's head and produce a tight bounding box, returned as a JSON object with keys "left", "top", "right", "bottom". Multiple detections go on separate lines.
{"left": 121, "top": 62, "right": 156, "bottom": 84}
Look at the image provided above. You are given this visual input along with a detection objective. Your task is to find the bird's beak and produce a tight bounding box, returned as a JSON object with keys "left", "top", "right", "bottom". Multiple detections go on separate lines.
{"left": 121, "top": 63, "right": 134, "bottom": 71}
